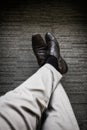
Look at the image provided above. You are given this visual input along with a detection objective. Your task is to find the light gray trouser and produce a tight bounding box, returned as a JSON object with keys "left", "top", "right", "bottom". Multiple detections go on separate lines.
{"left": 0, "top": 64, "right": 80, "bottom": 130}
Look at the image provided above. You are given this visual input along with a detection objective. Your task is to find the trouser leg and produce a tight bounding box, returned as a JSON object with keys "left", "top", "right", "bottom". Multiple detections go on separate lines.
{"left": 0, "top": 64, "right": 62, "bottom": 130}
{"left": 41, "top": 83, "right": 80, "bottom": 130}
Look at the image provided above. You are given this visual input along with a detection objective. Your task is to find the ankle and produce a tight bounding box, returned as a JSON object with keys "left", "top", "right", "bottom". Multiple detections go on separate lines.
{"left": 46, "top": 55, "right": 58, "bottom": 71}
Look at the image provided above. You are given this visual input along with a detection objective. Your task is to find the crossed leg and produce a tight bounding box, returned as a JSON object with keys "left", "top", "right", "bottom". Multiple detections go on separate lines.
{"left": 0, "top": 64, "right": 79, "bottom": 130}
{"left": 0, "top": 64, "right": 62, "bottom": 130}
{"left": 41, "top": 83, "right": 80, "bottom": 130}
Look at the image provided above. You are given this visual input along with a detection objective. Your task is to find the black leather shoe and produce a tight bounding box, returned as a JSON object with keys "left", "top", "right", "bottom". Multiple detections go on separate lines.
{"left": 45, "top": 32, "right": 60, "bottom": 60}
{"left": 32, "top": 34, "right": 47, "bottom": 66}
{"left": 45, "top": 32, "right": 68, "bottom": 74}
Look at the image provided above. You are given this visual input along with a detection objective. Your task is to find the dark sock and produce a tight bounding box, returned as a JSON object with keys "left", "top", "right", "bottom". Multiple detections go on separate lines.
{"left": 46, "top": 55, "right": 58, "bottom": 70}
